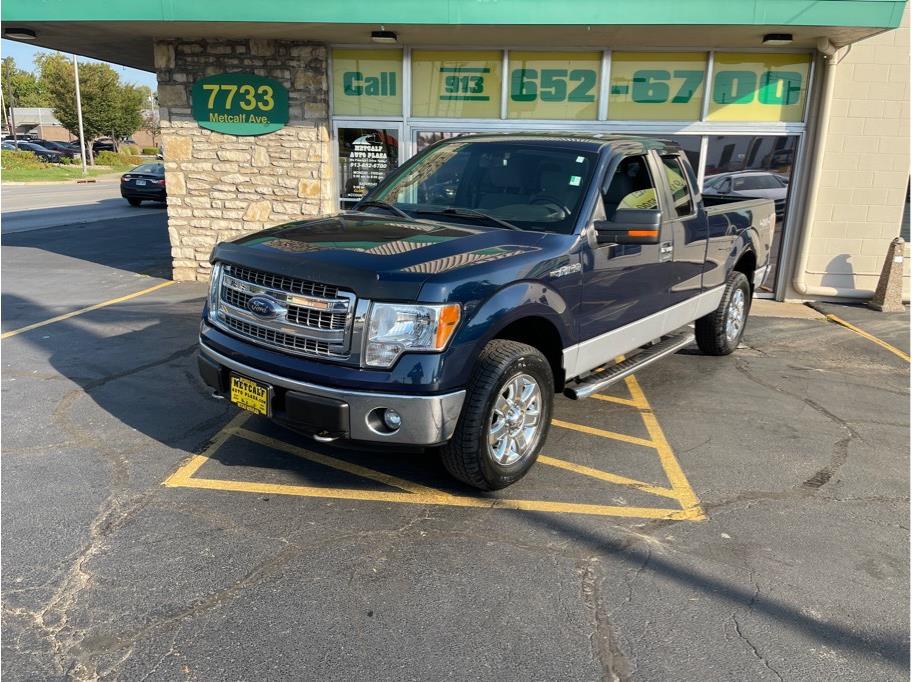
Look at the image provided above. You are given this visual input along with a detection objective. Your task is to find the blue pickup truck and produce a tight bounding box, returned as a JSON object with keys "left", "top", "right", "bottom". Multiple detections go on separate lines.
{"left": 198, "top": 133, "right": 774, "bottom": 489}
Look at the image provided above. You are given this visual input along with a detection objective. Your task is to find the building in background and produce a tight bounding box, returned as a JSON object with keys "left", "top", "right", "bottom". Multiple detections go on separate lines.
{"left": 0, "top": 0, "right": 908, "bottom": 300}
{"left": 3, "top": 107, "right": 160, "bottom": 147}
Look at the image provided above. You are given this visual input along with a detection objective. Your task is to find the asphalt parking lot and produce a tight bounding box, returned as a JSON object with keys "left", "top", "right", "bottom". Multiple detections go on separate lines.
{"left": 1, "top": 210, "right": 909, "bottom": 680}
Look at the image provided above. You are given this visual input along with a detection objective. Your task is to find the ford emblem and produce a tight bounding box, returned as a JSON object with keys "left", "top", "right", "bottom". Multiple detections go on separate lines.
{"left": 247, "top": 295, "right": 280, "bottom": 319}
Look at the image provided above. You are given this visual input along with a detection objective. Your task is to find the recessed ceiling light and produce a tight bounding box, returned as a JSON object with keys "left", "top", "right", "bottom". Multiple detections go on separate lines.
{"left": 762, "top": 33, "right": 793, "bottom": 46}
{"left": 3, "top": 28, "right": 37, "bottom": 40}
{"left": 371, "top": 30, "right": 398, "bottom": 44}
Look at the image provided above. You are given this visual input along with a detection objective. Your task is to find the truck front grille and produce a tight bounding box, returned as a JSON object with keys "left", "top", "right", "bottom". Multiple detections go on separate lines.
{"left": 213, "top": 263, "right": 355, "bottom": 359}
{"left": 227, "top": 264, "right": 339, "bottom": 299}
{"left": 222, "top": 315, "right": 336, "bottom": 357}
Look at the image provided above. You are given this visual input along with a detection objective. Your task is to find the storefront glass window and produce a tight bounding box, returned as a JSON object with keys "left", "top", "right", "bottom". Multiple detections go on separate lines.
{"left": 336, "top": 127, "right": 400, "bottom": 209}
{"left": 706, "top": 53, "right": 811, "bottom": 123}
{"left": 331, "top": 49, "right": 403, "bottom": 117}
{"left": 416, "top": 131, "right": 473, "bottom": 153}
{"left": 608, "top": 52, "right": 708, "bottom": 121}
{"left": 703, "top": 135, "right": 799, "bottom": 291}
{"left": 411, "top": 51, "right": 503, "bottom": 118}
{"left": 507, "top": 51, "right": 601, "bottom": 120}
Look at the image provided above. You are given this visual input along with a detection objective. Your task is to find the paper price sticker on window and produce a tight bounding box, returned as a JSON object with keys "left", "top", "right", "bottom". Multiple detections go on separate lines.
{"left": 191, "top": 73, "right": 289, "bottom": 136}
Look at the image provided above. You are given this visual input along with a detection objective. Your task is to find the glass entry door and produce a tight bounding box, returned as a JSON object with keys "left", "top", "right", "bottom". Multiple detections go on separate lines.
{"left": 333, "top": 122, "right": 403, "bottom": 210}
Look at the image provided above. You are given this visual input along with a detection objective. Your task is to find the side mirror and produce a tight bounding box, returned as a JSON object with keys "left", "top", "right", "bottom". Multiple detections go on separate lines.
{"left": 593, "top": 208, "right": 662, "bottom": 245}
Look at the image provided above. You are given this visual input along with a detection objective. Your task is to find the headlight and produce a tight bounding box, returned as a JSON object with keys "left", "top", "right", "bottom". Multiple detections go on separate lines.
{"left": 207, "top": 262, "right": 223, "bottom": 322}
{"left": 365, "top": 302, "right": 461, "bottom": 368}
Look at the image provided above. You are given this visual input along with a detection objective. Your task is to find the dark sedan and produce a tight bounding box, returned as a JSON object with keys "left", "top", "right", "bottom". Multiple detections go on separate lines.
{"left": 33, "top": 140, "right": 82, "bottom": 159}
{"left": 121, "top": 163, "right": 166, "bottom": 206}
{"left": 14, "top": 141, "right": 62, "bottom": 163}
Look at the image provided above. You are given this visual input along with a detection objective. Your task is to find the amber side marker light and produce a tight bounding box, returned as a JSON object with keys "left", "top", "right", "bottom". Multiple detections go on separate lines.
{"left": 628, "top": 230, "right": 659, "bottom": 238}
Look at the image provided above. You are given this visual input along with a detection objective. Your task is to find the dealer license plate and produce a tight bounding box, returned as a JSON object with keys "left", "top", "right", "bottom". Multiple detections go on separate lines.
{"left": 229, "top": 374, "right": 271, "bottom": 416}
{"left": 135, "top": 179, "right": 147, "bottom": 186}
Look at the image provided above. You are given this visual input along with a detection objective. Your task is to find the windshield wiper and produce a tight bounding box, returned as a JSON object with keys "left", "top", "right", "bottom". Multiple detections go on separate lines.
{"left": 415, "top": 206, "right": 521, "bottom": 231}
{"left": 355, "top": 200, "right": 412, "bottom": 220}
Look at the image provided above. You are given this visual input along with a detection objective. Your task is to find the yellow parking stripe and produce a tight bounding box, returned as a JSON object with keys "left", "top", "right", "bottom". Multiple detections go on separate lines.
{"left": 590, "top": 393, "right": 645, "bottom": 408}
{"left": 163, "top": 412, "right": 251, "bottom": 487}
{"left": 824, "top": 313, "right": 910, "bottom": 363}
{"left": 538, "top": 455, "right": 680, "bottom": 500}
{"left": 1, "top": 280, "right": 176, "bottom": 340}
{"left": 166, "top": 474, "right": 702, "bottom": 520}
{"left": 233, "top": 427, "right": 456, "bottom": 499}
{"left": 626, "top": 375, "right": 704, "bottom": 517}
{"left": 551, "top": 418, "right": 655, "bottom": 448}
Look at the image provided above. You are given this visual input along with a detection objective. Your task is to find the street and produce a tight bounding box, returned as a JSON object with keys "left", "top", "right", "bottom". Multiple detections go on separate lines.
{"left": 1, "top": 179, "right": 165, "bottom": 235}
{"left": 0, "top": 193, "right": 908, "bottom": 680}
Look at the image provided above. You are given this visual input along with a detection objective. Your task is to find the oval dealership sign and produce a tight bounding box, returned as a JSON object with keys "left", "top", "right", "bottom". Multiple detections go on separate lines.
{"left": 191, "top": 72, "right": 289, "bottom": 136}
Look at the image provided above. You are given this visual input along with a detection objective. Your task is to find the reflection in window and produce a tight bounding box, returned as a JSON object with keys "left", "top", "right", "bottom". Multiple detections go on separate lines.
{"left": 704, "top": 135, "right": 799, "bottom": 293}
{"left": 660, "top": 155, "right": 694, "bottom": 217}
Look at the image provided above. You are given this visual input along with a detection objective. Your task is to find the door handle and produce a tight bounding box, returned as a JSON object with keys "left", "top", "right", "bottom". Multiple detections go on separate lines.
{"left": 659, "top": 241, "right": 673, "bottom": 261}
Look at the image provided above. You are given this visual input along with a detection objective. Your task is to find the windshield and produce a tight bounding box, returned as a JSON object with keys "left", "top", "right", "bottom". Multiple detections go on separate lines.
{"left": 131, "top": 163, "right": 164, "bottom": 174}
{"left": 370, "top": 140, "right": 598, "bottom": 233}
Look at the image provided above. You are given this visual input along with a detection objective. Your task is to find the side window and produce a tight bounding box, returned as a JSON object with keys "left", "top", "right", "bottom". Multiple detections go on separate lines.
{"left": 660, "top": 155, "right": 695, "bottom": 218}
{"left": 601, "top": 156, "right": 658, "bottom": 220}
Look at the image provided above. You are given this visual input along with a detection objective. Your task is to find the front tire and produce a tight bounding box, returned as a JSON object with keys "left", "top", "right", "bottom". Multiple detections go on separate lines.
{"left": 695, "top": 271, "right": 751, "bottom": 356}
{"left": 440, "top": 340, "right": 553, "bottom": 490}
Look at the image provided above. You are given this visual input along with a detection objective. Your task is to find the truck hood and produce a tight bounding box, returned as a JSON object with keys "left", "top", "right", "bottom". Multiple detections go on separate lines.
{"left": 211, "top": 212, "right": 548, "bottom": 300}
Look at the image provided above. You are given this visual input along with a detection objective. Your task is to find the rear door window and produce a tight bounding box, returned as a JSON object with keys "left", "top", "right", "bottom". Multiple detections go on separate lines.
{"left": 660, "top": 155, "right": 694, "bottom": 218}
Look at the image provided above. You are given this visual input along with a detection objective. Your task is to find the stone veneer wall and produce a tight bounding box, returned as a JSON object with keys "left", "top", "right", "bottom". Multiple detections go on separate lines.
{"left": 154, "top": 38, "right": 333, "bottom": 281}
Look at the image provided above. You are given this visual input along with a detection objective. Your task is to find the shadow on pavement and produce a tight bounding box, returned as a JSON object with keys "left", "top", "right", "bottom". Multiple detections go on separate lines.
{"left": 1, "top": 212, "right": 171, "bottom": 278}
{"left": 6, "top": 286, "right": 908, "bottom": 671}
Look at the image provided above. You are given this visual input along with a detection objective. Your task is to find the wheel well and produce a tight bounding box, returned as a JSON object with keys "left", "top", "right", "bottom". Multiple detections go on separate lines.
{"left": 492, "top": 317, "right": 565, "bottom": 391}
{"left": 734, "top": 250, "right": 757, "bottom": 293}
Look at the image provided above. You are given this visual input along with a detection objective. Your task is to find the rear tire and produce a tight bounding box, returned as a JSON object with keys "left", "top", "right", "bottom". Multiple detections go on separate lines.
{"left": 127, "top": 198, "right": 142, "bottom": 207}
{"left": 695, "top": 271, "right": 751, "bottom": 356}
{"left": 440, "top": 340, "right": 553, "bottom": 490}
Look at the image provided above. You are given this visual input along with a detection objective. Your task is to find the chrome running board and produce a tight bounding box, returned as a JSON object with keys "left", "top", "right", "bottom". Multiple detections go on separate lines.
{"left": 563, "top": 330, "right": 694, "bottom": 400}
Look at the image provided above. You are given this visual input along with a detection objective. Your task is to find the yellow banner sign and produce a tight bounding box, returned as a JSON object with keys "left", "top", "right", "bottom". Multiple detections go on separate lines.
{"left": 608, "top": 52, "right": 708, "bottom": 121}
{"left": 331, "top": 49, "right": 403, "bottom": 117}
{"left": 707, "top": 53, "right": 811, "bottom": 122}
{"left": 411, "top": 50, "right": 502, "bottom": 118}
{"left": 507, "top": 51, "right": 601, "bottom": 120}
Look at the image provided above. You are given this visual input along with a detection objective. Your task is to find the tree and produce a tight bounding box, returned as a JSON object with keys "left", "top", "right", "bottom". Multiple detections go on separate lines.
{"left": 37, "top": 53, "right": 148, "bottom": 157}
{"left": 1, "top": 57, "right": 50, "bottom": 109}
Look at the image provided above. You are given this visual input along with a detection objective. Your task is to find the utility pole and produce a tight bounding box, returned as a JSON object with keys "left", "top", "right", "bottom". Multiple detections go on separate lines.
{"left": 72, "top": 54, "right": 88, "bottom": 173}
{"left": 4, "top": 66, "right": 17, "bottom": 142}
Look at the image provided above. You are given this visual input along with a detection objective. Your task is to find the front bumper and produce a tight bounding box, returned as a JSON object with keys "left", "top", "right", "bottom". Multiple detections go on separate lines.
{"left": 198, "top": 342, "right": 466, "bottom": 446}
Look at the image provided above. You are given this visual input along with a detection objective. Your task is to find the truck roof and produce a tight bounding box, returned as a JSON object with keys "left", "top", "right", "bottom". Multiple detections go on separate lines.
{"left": 438, "top": 131, "right": 683, "bottom": 156}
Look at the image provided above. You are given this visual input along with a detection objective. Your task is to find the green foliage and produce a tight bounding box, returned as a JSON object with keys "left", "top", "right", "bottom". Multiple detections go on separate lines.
{"left": 1, "top": 57, "right": 51, "bottom": 107}
{"left": 35, "top": 54, "right": 148, "bottom": 150}
{"left": 141, "top": 147, "right": 159, "bottom": 155}
{"left": 120, "top": 144, "right": 140, "bottom": 155}
{"left": 1, "top": 149, "right": 47, "bottom": 169}
{"left": 95, "top": 151, "right": 143, "bottom": 167}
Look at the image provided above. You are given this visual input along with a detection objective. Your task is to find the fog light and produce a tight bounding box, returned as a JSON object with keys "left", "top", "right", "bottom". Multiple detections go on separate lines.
{"left": 383, "top": 408, "right": 402, "bottom": 431}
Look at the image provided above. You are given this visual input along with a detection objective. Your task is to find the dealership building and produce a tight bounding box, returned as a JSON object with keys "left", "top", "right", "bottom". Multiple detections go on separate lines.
{"left": 2, "top": 0, "right": 909, "bottom": 301}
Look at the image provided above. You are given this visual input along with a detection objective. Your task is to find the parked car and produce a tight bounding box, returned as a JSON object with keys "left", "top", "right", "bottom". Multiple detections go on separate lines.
{"left": 703, "top": 170, "right": 788, "bottom": 218}
{"left": 14, "top": 141, "right": 62, "bottom": 163}
{"left": 120, "top": 162, "right": 166, "bottom": 206}
{"left": 197, "top": 133, "right": 774, "bottom": 490}
{"left": 31, "top": 140, "right": 82, "bottom": 160}
{"left": 1, "top": 141, "right": 16, "bottom": 151}
{"left": 92, "top": 138, "right": 117, "bottom": 154}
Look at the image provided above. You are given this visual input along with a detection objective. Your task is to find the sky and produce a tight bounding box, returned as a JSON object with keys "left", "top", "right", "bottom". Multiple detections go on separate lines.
{"left": 1, "top": 39, "right": 157, "bottom": 90}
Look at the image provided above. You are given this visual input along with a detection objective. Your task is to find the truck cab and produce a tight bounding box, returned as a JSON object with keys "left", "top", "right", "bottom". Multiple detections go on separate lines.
{"left": 199, "top": 133, "right": 774, "bottom": 489}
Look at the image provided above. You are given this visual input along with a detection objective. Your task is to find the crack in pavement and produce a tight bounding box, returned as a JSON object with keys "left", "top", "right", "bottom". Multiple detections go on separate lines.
{"left": 733, "top": 358, "right": 862, "bottom": 493}
{"left": 731, "top": 572, "right": 784, "bottom": 681}
{"left": 580, "top": 556, "right": 632, "bottom": 681}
